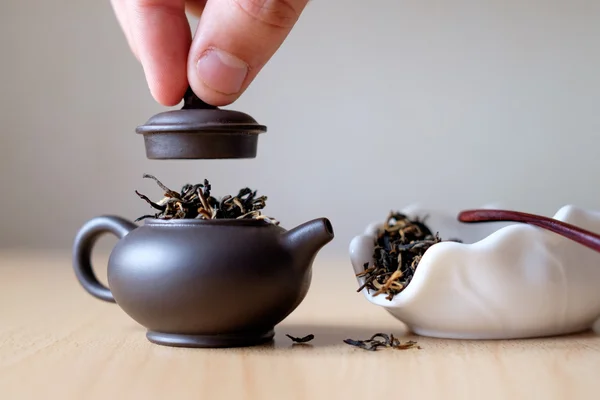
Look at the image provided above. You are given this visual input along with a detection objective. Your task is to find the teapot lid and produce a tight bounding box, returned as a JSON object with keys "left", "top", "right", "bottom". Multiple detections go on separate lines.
{"left": 136, "top": 86, "right": 267, "bottom": 159}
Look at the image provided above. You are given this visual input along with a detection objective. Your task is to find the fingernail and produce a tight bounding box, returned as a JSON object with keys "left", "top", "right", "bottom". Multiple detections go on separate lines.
{"left": 196, "top": 48, "right": 248, "bottom": 95}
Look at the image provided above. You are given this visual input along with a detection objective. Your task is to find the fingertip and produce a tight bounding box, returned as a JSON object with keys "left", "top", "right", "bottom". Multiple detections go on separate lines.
{"left": 186, "top": 0, "right": 309, "bottom": 107}
{"left": 188, "top": 83, "right": 241, "bottom": 107}
{"left": 188, "top": 47, "right": 250, "bottom": 106}
{"left": 140, "top": 48, "right": 190, "bottom": 107}
{"left": 127, "top": 0, "right": 191, "bottom": 106}
{"left": 148, "top": 80, "right": 189, "bottom": 107}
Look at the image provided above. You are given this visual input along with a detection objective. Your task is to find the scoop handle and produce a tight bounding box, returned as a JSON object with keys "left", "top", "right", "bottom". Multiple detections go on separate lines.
{"left": 72, "top": 215, "right": 137, "bottom": 302}
{"left": 458, "top": 209, "right": 600, "bottom": 253}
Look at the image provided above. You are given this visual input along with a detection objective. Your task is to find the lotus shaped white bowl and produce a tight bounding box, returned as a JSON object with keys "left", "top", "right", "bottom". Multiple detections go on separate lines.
{"left": 349, "top": 204, "right": 600, "bottom": 339}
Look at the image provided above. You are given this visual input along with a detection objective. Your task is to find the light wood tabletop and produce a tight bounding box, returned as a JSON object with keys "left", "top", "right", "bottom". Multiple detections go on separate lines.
{"left": 1, "top": 250, "right": 599, "bottom": 399}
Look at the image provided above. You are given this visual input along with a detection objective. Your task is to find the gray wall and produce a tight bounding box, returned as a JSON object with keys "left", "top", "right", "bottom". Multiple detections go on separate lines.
{"left": 1, "top": 0, "right": 599, "bottom": 257}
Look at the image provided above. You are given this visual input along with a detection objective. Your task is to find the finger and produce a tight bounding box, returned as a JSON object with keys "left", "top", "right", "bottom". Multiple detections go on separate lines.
{"left": 188, "top": 0, "right": 309, "bottom": 106}
{"left": 110, "top": 0, "right": 139, "bottom": 60}
{"left": 127, "top": 0, "right": 192, "bottom": 106}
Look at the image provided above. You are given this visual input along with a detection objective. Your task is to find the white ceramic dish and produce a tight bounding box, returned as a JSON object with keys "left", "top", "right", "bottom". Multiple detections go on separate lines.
{"left": 349, "top": 204, "right": 600, "bottom": 340}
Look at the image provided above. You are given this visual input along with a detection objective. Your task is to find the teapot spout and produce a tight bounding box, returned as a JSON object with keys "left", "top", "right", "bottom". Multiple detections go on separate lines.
{"left": 282, "top": 218, "right": 335, "bottom": 269}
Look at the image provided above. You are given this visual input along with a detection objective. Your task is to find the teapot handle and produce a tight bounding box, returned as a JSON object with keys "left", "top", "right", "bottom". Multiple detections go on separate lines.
{"left": 72, "top": 215, "right": 137, "bottom": 302}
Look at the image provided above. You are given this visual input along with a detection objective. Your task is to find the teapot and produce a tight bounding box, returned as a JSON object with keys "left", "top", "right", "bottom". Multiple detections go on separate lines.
{"left": 72, "top": 215, "right": 334, "bottom": 348}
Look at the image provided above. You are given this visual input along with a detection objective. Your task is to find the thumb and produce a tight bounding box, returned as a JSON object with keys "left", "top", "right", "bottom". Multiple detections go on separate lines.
{"left": 187, "top": 0, "right": 309, "bottom": 106}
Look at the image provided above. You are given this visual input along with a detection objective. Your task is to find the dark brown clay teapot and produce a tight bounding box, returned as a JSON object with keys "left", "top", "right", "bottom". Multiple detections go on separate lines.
{"left": 72, "top": 215, "right": 334, "bottom": 348}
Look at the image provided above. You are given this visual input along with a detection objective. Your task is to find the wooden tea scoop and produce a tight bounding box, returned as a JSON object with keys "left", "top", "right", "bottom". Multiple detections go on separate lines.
{"left": 458, "top": 209, "right": 600, "bottom": 253}
{"left": 136, "top": 86, "right": 267, "bottom": 159}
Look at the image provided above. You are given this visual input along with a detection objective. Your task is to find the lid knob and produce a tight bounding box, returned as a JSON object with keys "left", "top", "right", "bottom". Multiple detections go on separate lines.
{"left": 136, "top": 86, "right": 267, "bottom": 159}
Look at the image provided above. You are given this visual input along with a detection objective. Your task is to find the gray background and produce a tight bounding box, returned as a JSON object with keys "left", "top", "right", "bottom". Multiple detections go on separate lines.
{"left": 1, "top": 0, "right": 599, "bottom": 258}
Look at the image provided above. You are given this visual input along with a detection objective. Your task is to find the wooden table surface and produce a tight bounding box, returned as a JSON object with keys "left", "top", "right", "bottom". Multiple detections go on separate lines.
{"left": 1, "top": 250, "right": 599, "bottom": 399}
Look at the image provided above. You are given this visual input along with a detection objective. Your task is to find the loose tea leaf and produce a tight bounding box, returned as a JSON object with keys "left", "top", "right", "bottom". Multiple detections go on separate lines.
{"left": 356, "top": 211, "right": 460, "bottom": 301}
{"left": 286, "top": 334, "right": 315, "bottom": 343}
{"left": 343, "top": 332, "right": 420, "bottom": 351}
{"left": 134, "top": 174, "right": 279, "bottom": 225}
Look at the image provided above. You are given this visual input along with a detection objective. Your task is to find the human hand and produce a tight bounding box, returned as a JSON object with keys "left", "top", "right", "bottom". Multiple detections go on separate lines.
{"left": 110, "top": 0, "right": 309, "bottom": 107}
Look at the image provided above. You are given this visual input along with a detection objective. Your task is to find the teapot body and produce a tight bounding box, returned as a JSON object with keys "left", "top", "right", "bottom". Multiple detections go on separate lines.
{"left": 108, "top": 218, "right": 309, "bottom": 335}
{"left": 73, "top": 216, "right": 316, "bottom": 347}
